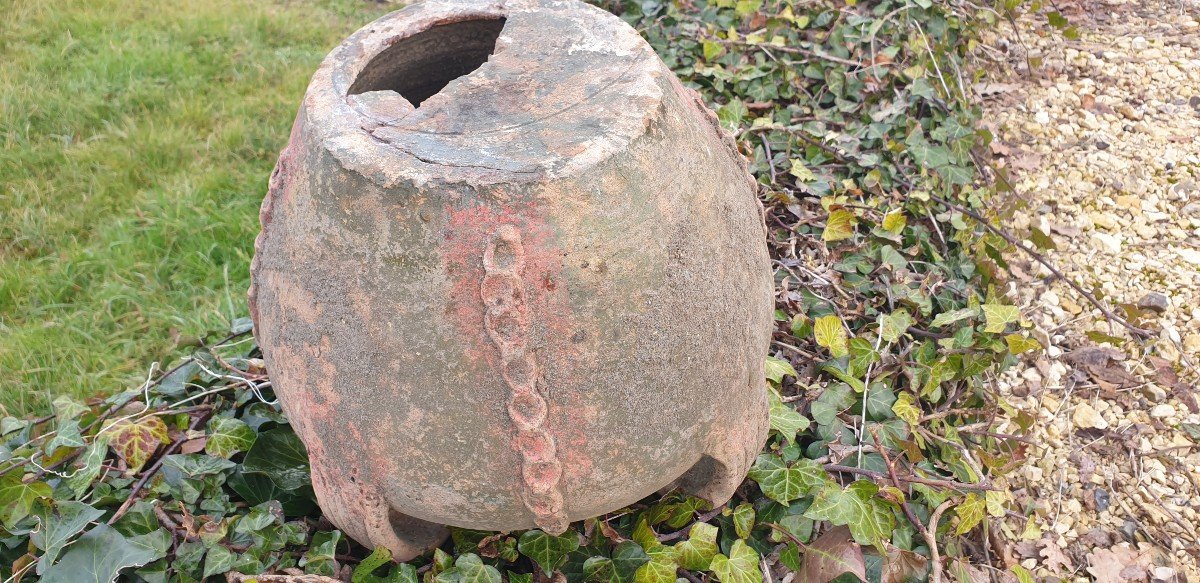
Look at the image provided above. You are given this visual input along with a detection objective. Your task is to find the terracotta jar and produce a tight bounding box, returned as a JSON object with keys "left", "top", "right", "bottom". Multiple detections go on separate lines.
{"left": 249, "top": 0, "right": 772, "bottom": 560}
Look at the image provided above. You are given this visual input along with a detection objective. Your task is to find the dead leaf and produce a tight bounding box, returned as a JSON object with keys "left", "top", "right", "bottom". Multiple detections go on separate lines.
{"left": 1082, "top": 361, "right": 1139, "bottom": 398}
{"left": 1148, "top": 356, "right": 1198, "bottom": 413}
{"left": 801, "top": 526, "right": 867, "bottom": 583}
{"left": 1086, "top": 544, "right": 1156, "bottom": 583}
{"left": 882, "top": 544, "right": 929, "bottom": 583}
{"left": 1038, "top": 538, "right": 1075, "bottom": 573}
{"left": 1065, "top": 346, "right": 1126, "bottom": 367}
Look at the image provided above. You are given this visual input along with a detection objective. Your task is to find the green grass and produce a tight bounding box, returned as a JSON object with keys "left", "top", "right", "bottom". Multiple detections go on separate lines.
{"left": 0, "top": 0, "right": 391, "bottom": 414}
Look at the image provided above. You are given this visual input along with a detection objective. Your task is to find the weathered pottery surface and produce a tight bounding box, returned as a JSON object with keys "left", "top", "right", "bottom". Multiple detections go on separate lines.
{"left": 249, "top": 0, "right": 773, "bottom": 560}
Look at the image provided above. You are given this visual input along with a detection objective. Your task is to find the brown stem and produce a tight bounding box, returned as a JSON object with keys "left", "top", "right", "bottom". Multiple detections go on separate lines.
{"left": 823, "top": 464, "right": 993, "bottom": 491}
{"left": 925, "top": 500, "right": 954, "bottom": 583}
{"left": 869, "top": 428, "right": 929, "bottom": 539}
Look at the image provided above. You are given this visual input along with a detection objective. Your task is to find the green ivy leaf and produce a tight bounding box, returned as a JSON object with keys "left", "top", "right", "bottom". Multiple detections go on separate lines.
{"left": 435, "top": 553, "right": 502, "bottom": 583}
{"left": 301, "top": 530, "right": 342, "bottom": 576}
{"left": 930, "top": 307, "right": 978, "bottom": 328}
{"left": 353, "top": 546, "right": 394, "bottom": 582}
{"left": 709, "top": 540, "right": 761, "bottom": 583}
{"left": 811, "top": 383, "right": 855, "bottom": 427}
{"left": 864, "top": 384, "right": 897, "bottom": 421}
{"left": 202, "top": 545, "right": 235, "bottom": 579}
{"left": 518, "top": 529, "right": 580, "bottom": 576}
{"left": 205, "top": 417, "right": 257, "bottom": 459}
{"left": 66, "top": 436, "right": 110, "bottom": 498}
{"left": 768, "top": 388, "right": 809, "bottom": 444}
{"left": 162, "top": 454, "right": 235, "bottom": 478}
{"left": 40, "top": 524, "right": 170, "bottom": 583}
{"left": 804, "top": 481, "right": 895, "bottom": 548}
{"left": 672, "top": 522, "right": 719, "bottom": 570}
{"left": 0, "top": 473, "right": 53, "bottom": 528}
{"left": 32, "top": 501, "right": 106, "bottom": 574}
{"left": 814, "top": 315, "right": 849, "bottom": 357}
{"left": 583, "top": 541, "right": 650, "bottom": 583}
{"left": 747, "top": 455, "right": 829, "bottom": 504}
{"left": 732, "top": 503, "right": 755, "bottom": 540}
{"left": 241, "top": 426, "right": 311, "bottom": 490}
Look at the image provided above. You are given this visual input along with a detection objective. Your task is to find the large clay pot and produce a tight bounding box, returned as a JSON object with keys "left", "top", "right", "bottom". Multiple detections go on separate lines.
{"left": 249, "top": 0, "right": 772, "bottom": 560}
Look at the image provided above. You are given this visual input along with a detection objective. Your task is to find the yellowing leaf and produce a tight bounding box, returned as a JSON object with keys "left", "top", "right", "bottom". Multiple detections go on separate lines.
{"left": 981, "top": 303, "right": 1020, "bottom": 333}
{"left": 709, "top": 540, "right": 761, "bottom": 583}
{"left": 105, "top": 416, "right": 170, "bottom": 474}
{"left": 823, "top": 209, "right": 857, "bottom": 242}
{"left": 764, "top": 356, "right": 797, "bottom": 384}
{"left": 891, "top": 392, "right": 921, "bottom": 426}
{"left": 732, "top": 503, "right": 755, "bottom": 540}
{"left": 673, "top": 523, "right": 718, "bottom": 570}
{"left": 814, "top": 315, "right": 849, "bottom": 358}
{"left": 1011, "top": 565, "right": 1035, "bottom": 583}
{"left": 789, "top": 159, "right": 816, "bottom": 182}
{"left": 1004, "top": 334, "right": 1042, "bottom": 355}
{"left": 879, "top": 309, "right": 912, "bottom": 344}
{"left": 882, "top": 210, "right": 907, "bottom": 234}
{"left": 985, "top": 490, "right": 1009, "bottom": 518}
{"left": 954, "top": 493, "right": 986, "bottom": 535}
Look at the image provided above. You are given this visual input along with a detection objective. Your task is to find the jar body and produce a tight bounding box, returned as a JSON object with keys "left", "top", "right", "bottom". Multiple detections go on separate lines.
{"left": 249, "top": 0, "right": 772, "bottom": 559}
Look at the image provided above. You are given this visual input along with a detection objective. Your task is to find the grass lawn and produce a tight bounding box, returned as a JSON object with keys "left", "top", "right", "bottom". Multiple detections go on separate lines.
{"left": 0, "top": 0, "right": 391, "bottom": 414}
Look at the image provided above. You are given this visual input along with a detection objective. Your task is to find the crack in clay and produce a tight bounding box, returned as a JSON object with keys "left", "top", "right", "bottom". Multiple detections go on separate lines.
{"left": 388, "top": 58, "right": 645, "bottom": 138}
{"left": 481, "top": 225, "right": 569, "bottom": 533}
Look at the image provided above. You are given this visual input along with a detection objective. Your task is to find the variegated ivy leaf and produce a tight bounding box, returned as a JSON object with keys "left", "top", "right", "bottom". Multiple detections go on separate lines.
{"left": 104, "top": 416, "right": 169, "bottom": 474}
{"left": 205, "top": 416, "right": 256, "bottom": 459}
{"left": 747, "top": 454, "right": 829, "bottom": 505}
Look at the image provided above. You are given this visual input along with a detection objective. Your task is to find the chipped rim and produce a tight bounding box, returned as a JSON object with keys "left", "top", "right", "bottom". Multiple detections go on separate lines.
{"left": 302, "top": 0, "right": 667, "bottom": 188}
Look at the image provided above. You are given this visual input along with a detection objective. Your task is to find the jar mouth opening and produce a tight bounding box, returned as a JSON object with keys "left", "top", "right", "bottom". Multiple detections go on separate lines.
{"left": 347, "top": 17, "right": 506, "bottom": 109}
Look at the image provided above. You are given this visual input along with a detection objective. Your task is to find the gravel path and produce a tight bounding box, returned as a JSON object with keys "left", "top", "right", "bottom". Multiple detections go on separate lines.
{"left": 981, "top": 1, "right": 1200, "bottom": 580}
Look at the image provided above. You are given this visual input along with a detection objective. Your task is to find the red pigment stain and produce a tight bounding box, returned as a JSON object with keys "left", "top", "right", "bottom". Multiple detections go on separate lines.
{"left": 438, "top": 197, "right": 595, "bottom": 502}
